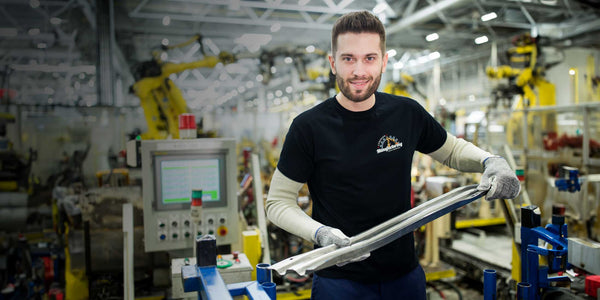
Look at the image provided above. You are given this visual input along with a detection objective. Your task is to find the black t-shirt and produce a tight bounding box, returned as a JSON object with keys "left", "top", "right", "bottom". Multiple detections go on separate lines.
{"left": 277, "top": 92, "right": 447, "bottom": 283}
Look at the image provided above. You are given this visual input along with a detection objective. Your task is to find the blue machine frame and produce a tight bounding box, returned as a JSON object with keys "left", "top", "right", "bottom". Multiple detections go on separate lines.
{"left": 519, "top": 205, "right": 570, "bottom": 300}
{"left": 181, "top": 235, "right": 275, "bottom": 300}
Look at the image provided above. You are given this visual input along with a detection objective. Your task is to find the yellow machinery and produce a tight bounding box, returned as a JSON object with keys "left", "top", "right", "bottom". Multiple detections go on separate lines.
{"left": 383, "top": 73, "right": 427, "bottom": 99}
{"left": 131, "top": 35, "right": 234, "bottom": 140}
{"left": 486, "top": 33, "right": 557, "bottom": 149}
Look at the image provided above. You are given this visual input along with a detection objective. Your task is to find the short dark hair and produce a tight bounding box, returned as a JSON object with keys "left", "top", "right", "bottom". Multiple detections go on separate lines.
{"left": 331, "top": 11, "right": 386, "bottom": 56}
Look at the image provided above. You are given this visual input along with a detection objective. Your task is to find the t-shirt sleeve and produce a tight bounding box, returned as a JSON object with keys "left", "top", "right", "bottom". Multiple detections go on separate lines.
{"left": 414, "top": 103, "right": 447, "bottom": 154}
{"left": 277, "top": 120, "right": 314, "bottom": 183}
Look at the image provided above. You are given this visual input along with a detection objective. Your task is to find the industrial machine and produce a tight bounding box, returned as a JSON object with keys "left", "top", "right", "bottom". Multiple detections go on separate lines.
{"left": 137, "top": 138, "right": 240, "bottom": 252}
{"left": 131, "top": 35, "right": 234, "bottom": 140}
{"left": 181, "top": 235, "right": 274, "bottom": 300}
{"left": 486, "top": 33, "right": 558, "bottom": 149}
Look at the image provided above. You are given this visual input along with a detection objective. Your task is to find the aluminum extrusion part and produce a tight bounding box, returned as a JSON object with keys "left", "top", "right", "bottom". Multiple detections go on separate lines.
{"left": 269, "top": 184, "right": 487, "bottom": 276}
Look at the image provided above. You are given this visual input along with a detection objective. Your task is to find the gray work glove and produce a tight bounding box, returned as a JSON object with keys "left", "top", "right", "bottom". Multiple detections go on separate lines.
{"left": 314, "top": 226, "right": 351, "bottom": 247}
{"left": 478, "top": 156, "right": 521, "bottom": 200}
{"left": 315, "top": 226, "right": 370, "bottom": 266}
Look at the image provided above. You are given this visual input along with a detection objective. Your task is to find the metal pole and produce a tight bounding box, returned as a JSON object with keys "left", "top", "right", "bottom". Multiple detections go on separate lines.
{"left": 122, "top": 203, "right": 134, "bottom": 300}
{"left": 483, "top": 269, "right": 497, "bottom": 300}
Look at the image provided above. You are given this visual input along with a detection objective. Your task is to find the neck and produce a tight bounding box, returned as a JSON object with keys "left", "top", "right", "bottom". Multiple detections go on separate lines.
{"left": 335, "top": 93, "right": 376, "bottom": 112}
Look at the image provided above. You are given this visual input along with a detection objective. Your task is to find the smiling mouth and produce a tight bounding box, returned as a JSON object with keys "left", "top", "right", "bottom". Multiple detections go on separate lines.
{"left": 350, "top": 79, "right": 369, "bottom": 89}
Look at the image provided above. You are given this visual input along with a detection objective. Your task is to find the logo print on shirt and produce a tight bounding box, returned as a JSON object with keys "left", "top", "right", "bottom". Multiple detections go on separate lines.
{"left": 376, "top": 135, "right": 403, "bottom": 153}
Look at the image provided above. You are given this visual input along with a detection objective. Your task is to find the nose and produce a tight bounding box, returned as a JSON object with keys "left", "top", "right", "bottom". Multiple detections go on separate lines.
{"left": 351, "top": 61, "right": 368, "bottom": 77}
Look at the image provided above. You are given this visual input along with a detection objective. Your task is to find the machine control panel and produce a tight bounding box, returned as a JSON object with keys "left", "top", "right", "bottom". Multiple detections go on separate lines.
{"left": 141, "top": 138, "right": 239, "bottom": 252}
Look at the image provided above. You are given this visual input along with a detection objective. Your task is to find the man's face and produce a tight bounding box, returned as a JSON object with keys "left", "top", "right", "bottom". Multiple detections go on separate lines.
{"left": 329, "top": 32, "right": 388, "bottom": 103}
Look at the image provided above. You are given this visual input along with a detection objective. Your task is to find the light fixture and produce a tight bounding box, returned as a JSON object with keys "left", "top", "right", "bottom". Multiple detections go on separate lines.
{"left": 428, "top": 51, "right": 440, "bottom": 60}
{"left": 481, "top": 12, "right": 497, "bottom": 22}
{"left": 306, "top": 45, "right": 315, "bottom": 53}
{"left": 373, "top": 3, "right": 388, "bottom": 14}
{"left": 284, "top": 57, "right": 293, "bottom": 64}
{"left": 475, "top": 35, "right": 489, "bottom": 44}
{"left": 286, "top": 86, "right": 293, "bottom": 93}
{"left": 270, "top": 23, "right": 281, "bottom": 33}
{"left": 256, "top": 74, "right": 264, "bottom": 82}
{"left": 50, "top": 17, "right": 62, "bottom": 25}
{"left": 28, "top": 28, "right": 40, "bottom": 36}
{"left": 393, "top": 62, "right": 404, "bottom": 70}
{"left": 387, "top": 49, "right": 397, "bottom": 58}
{"left": 439, "top": 98, "right": 447, "bottom": 106}
{"left": 568, "top": 68, "right": 576, "bottom": 75}
{"left": 161, "top": 38, "right": 169, "bottom": 46}
{"left": 425, "top": 33, "right": 439, "bottom": 42}
{"left": 162, "top": 16, "right": 171, "bottom": 26}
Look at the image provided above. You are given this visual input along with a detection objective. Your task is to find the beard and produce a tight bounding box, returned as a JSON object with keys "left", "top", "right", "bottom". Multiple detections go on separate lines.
{"left": 336, "top": 72, "right": 382, "bottom": 103}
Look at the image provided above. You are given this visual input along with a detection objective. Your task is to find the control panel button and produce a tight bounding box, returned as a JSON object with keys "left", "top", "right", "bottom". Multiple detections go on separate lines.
{"left": 208, "top": 229, "right": 214, "bottom": 235}
{"left": 219, "top": 218, "right": 226, "bottom": 224}
{"left": 217, "top": 226, "right": 228, "bottom": 236}
{"left": 159, "top": 223, "right": 165, "bottom": 228}
{"left": 184, "top": 232, "right": 191, "bottom": 238}
{"left": 184, "top": 220, "right": 190, "bottom": 227}
{"left": 172, "top": 233, "right": 178, "bottom": 239}
{"left": 159, "top": 234, "right": 166, "bottom": 240}
{"left": 172, "top": 221, "right": 178, "bottom": 227}
{"left": 208, "top": 218, "right": 214, "bottom": 225}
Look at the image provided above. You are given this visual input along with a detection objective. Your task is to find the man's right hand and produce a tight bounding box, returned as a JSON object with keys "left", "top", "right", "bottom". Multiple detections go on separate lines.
{"left": 315, "top": 226, "right": 351, "bottom": 247}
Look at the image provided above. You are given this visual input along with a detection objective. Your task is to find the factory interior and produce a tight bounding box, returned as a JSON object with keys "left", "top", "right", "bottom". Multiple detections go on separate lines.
{"left": 1, "top": 0, "right": 600, "bottom": 299}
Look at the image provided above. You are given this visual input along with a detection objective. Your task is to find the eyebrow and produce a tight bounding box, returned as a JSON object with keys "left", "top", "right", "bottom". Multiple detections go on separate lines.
{"left": 339, "top": 52, "right": 380, "bottom": 57}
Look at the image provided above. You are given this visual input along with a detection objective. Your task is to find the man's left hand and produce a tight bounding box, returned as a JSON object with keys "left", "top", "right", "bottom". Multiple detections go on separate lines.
{"left": 478, "top": 156, "right": 520, "bottom": 200}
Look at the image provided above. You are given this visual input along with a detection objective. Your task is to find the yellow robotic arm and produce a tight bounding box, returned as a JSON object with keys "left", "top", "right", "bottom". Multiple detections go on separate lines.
{"left": 132, "top": 37, "right": 234, "bottom": 140}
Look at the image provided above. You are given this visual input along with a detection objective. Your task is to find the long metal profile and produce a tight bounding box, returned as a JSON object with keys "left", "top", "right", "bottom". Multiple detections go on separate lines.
{"left": 270, "top": 184, "right": 487, "bottom": 276}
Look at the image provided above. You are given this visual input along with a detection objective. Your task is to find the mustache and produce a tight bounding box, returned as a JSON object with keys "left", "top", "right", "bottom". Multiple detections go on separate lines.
{"left": 347, "top": 76, "right": 372, "bottom": 81}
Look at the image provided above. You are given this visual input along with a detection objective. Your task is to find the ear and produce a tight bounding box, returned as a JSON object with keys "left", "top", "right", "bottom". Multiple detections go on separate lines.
{"left": 382, "top": 52, "right": 389, "bottom": 73}
{"left": 328, "top": 54, "right": 336, "bottom": 75}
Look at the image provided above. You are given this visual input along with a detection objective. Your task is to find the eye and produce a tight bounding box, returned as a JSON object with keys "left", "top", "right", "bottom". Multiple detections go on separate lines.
{"left": 366, "top": 56, "right": 376, "bottom": 61}
{"left": 341, "top": 56, "right": 353, "bottom": 62}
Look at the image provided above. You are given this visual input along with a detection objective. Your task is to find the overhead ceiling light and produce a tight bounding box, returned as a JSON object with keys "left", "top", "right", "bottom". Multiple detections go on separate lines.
{"left": 387, "top": 49, "right": 397, "bottom": 58}
{"left": 474, "top": 35, "right": 489, "bottom": 44}
{"left": 0, "top": 28, "right": 18, "bottom": 37}
{"left": 481, "top": 12, "right": 497, "bottom": 22}
{"left": 28, "top": 28, "right": 40, "bottom": 36}
{"left": 284, "top": 57, "right": 293, "bottom": 64}
{"left": 306, "top": 45, "right": 315, "bottom": 53}
{"left": 161, "top": 38, "right": 169, "bottom": 46}
{"left": 425, "top": 33, "right": 439, "bottom": 42}
{"left": 50, "top": 17, "right": 62, "bottom": 25}
{"left": 373, "top": 3, "right": 388, "bottom": 14}
{"left": 428, "top": 51, "right": 440, "bottom": 60}
{"left": 270, "top": 23, "right": 281, "bottom": 32}
{"left": 393, "top": 62, "right": 404, "bottom": 69}
{"left": 162, "top": 16, "right": 171, "bottom": 26}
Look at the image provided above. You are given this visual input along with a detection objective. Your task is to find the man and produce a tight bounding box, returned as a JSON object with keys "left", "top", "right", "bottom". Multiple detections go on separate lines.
{"left": 266, "top": 11, "right": 520, "bottom": 300}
